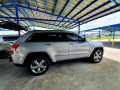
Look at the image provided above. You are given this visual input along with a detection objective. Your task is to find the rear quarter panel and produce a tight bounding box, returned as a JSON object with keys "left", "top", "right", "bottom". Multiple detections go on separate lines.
{"left": 16, "top": 42, "right": 56, "bottom": 62}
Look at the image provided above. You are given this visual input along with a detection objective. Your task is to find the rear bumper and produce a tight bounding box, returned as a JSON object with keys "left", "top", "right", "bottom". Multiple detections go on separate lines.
{"left": 12, "top": 53, "right": 25, "bottom": 65}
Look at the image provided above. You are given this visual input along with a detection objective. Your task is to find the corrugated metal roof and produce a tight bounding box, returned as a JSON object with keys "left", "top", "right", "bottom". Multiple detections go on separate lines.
{"left": 0, "top": 0, "right": 120, "bottom": 30}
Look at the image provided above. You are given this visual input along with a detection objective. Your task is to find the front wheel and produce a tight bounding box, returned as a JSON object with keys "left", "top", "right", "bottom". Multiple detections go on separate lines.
{"left": 90, "top": 49, "right": 103, "bottom": 63}
{"left": 27, "top": 56, "right": 50, "bottom": 76}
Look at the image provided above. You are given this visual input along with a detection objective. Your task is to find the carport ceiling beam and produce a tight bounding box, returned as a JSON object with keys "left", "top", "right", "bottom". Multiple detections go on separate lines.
{"left": 59, "top": 0, "right": 97, "bottom": 30}
{"left": 0, "top": 16, "right": 78, "bottom": 23}
{"left": 35, "top": 20, "right": 70, "bottom": 29}
{"left": 110, "top": 0, "right": 120, "bottom": 4}
{"left": 44, "top": 0, "right": 48, "bottom": 11}
{"left": 57, "top": 0, "right": 84, "bottom": 29}
{"left": 55, "top": 0, "right": 71, "bottom": 21}
{"left": 34, "top": 0, "right": 43, "bottom": 27}
{"left": 62, "top": 0, "right": 84, "bottom": 20}
{"left": 54, "top": 0, "right": 71, "bottom": 29}
{"left": 0, "top": 2, "right": 14, "bottom": 22}
{"left": 8, "top": 0, "right": 33, "bottom": 26}
{"left": 53, "top": 0, "right": 59, "bottom": 13}
{"left": 66, "top": 1, "right": 111, "bottom": 27}
{"left": 0, "top": 4, "right": 80, "bottom": 23}
{"left": 0, "top": 16, "right": 71, "bottom": 29}
{"left": 51, "top": 0, "right": 59, "bottom": 29}
{"left": 16, "top": 4, "right": 79, "bottom": 23}
{"left": 69, "top": 4, "right": 120, "bottom": 26}
{"left": 34, "top": 0, "right": 39, "bottom": 9}
{"left": 70, "top": 9, "right": 120, "bottom": 29}
{"left": 44, "top": 0, "right": 48, "bottom": 27}
{"left": 0, "top": 3, "right": 16, "bottom": 16}
{"left": 23, "top": 0, "right": 36, "bottom": 26}
{"left": 77, "top": 1, "right": 113, "bottom": 21}
{"left": 70, "top": 4, "right": 120, "bottom": 28}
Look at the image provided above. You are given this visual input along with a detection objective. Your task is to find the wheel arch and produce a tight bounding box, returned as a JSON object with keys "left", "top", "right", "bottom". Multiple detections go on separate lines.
{"left": 23, "top": 52, "right": 53, "bottom": 66}
{"left": 90, "top": 47, "right": 104, "bottom": 57}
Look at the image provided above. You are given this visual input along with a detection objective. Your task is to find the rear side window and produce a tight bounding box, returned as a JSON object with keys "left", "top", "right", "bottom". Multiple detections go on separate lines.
{"left": 59, "top": 33, "right": 67, "bottom": 42}
{"left": 48, "top": 33, "right": 67, "bottom": 42}
{"left": 26, "top": 33, "right": 48, "bottom": 42}
{"left": 48, "top": 34, "right": 58, "bottom": 42}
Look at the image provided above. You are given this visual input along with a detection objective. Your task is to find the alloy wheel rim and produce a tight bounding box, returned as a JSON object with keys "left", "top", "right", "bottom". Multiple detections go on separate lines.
{"left": 94, "top": 50, "right": 102, "bottom": 62}
{"left": 30, "top": 59, "right": 47, "bottom": 74}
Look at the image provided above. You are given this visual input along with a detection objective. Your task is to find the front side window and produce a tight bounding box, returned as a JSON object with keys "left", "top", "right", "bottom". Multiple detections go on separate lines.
{"left": 67, "top": 33, "right": 82, "bottom": 42}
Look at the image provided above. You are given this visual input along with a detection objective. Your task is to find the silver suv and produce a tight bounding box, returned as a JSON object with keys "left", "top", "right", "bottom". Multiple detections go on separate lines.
{"left": 12, "top": 30, "right": 104, "bottom": 75}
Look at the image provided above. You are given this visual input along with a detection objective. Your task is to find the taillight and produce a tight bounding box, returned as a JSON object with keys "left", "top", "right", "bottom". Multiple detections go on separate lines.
{"left": 11, "top": 44, "right": 19, "bottom": 51}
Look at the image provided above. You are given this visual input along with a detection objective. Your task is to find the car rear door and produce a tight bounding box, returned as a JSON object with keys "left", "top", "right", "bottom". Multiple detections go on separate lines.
{"left": 67, "top": 33, "right": 90, "bottom": 59}
{"left": 48, "top": 33, "right": 69, "bottom": 61}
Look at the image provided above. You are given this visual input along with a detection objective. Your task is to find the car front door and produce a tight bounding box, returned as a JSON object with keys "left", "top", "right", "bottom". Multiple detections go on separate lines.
{"left": 48, "top": 33, "right": 69, "bottom": 61}
{"left": 67, "top": 33, "right": 90, "bottom": 59}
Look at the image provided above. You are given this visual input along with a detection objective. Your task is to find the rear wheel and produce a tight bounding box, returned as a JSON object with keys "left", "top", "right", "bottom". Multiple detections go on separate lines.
{"left": 27, "top": 56, "right": 50, "bottom": 76}
{"left": 91, "top": 49, "right": 103, "bottom": 63}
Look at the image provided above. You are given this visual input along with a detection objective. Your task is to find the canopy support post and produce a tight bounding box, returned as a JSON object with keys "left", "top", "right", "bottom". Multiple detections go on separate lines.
{"left": 15, "top": 7, "right": 20, "bottom": 37}
{"left": 84, "top": 31, "right": 86, "bottom": 38}
{"left": 78, "top": 22, "right": 80, "bottom": 35}
{"left": 99, "top": 29, "right": 100, "bottom": 41}
{"left": 112, "top": 28, "right": 115, "bottom": 46}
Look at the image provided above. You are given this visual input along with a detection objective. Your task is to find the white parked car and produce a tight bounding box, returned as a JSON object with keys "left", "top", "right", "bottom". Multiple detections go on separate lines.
{"left": 0, "top": 37, "right": 12, "bottom": 59}
{"left": 12, "top": 30, "right": 104, "bottom": 75}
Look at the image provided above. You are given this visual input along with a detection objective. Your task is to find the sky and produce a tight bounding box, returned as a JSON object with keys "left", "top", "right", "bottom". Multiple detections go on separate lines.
{"left": 0, "top": 11, "right": 120, "bottom": 35}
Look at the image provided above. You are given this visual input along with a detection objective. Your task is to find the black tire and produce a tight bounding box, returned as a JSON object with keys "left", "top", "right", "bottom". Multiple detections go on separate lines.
{"left": 27, "top": 56, "right": 50, "bottom": 76}
{"left": 90, "top": 49, "right": 103, "bottom": 63}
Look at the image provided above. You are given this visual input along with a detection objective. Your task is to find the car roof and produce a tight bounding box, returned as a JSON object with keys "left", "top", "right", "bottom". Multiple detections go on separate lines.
{"left": 27, "top": 30, "right": 74, "bottom": 34}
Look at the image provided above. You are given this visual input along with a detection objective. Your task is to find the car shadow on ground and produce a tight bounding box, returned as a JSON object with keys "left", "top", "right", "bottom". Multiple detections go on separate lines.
{"left": 52, "top": 58, "right": 92, "bottom": 65}
{"left": 18, "top": 58, "right": 92, "bottom": 76}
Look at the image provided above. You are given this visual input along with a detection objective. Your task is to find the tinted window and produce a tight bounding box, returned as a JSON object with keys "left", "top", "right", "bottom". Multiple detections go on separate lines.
{"left": 48, "top": 34, "right": 58, "bottom": 42}
{"left": 48, "top": 33, "right": 67, "bottom": 42}
{"left": 67, "top": 33, "right": 82, "bottom": 42}
{"left": 26, "top": 33, "right": 48, "bottom": 42}
{"left": 3, "top": 36, "right": 19, "bottom": 41}
{"left": 67, "top": 33, "right": 79, "bottom": 41}
{"left": 26, "top": 33, "right": 68, "bottom": 42}
{"left": 58, "top": 33, "right": 67, "bottom": 42}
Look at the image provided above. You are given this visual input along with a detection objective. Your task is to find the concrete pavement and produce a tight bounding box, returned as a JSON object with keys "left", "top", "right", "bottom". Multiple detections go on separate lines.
{"left": 0, "top": 57, "right": 120, "bottom": 90}
{"left": 0, "top": 41, "right": 120, "bottom": 90}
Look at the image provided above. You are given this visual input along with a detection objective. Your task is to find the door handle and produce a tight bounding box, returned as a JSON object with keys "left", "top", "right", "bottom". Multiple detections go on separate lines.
{"left": 45, "top": 43, "right": 51, "bottom": 45}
